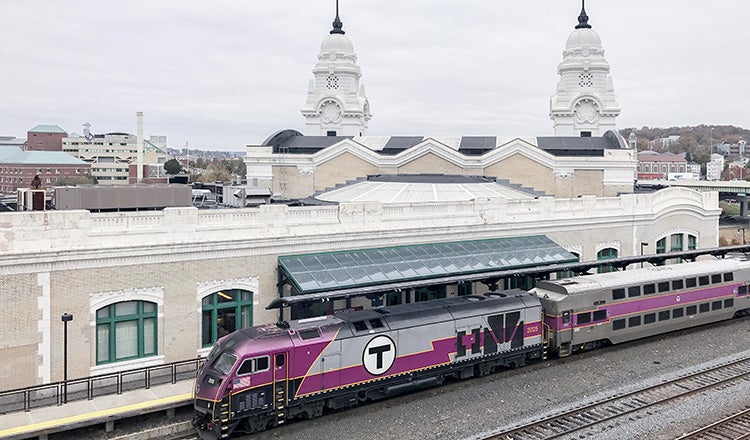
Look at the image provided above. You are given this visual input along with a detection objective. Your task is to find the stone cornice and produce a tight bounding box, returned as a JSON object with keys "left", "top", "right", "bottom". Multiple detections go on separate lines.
{"left": 0, "top": 188, "right": 719, "bottom": 276}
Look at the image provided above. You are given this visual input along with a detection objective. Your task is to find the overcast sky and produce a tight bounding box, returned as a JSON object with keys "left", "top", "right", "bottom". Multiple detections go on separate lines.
{"left": 0, "top": 1, "right": 746, "bottom": 151}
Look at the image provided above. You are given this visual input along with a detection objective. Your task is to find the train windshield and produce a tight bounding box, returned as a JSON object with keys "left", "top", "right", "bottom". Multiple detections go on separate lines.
{"left": 213, "top": 352, "right": 238, "bottom": 375}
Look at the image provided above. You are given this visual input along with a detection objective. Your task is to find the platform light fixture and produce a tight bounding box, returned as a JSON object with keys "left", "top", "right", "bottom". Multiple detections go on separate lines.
{"left": 61, "top": 313, "right": 73, "bottom": 404}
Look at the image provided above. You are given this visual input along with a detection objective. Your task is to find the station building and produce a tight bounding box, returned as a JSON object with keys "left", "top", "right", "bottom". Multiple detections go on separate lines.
{"left": 0, "top": 3, "right": 723, "bottom": 390}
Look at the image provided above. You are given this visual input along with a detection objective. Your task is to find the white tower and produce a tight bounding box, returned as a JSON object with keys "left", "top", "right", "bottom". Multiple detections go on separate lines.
{"left": 550, "top": 1, "right": 620, "bottom": 137}
{"left": 301, "top": 0, "right": 371, "bottom": 137}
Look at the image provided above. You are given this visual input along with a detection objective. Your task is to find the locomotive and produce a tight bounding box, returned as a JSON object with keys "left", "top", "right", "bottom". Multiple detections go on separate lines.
{"left": 193, "top": 257, "right": 750, "bottom": 439}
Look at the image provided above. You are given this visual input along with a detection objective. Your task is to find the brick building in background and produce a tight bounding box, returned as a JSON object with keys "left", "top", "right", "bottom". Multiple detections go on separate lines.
{"left": 26, "top": 124, "right": 67, "bottom": 151}
{"left": 0, "top": 148, "right": 90, "bottom": 194}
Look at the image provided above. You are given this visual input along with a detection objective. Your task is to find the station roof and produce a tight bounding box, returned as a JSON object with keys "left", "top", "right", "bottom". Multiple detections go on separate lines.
{"left": 315, "top": 174, "right": 545, "bottom": 203}
{"left": 259, "top": 130, "right": 627, "bottom": 157}
{"left": 277, "top": 235, "right": 577, "bottom": 295}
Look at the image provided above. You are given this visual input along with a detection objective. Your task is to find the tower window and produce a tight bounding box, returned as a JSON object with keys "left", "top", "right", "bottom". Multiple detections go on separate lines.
{"left": 327, "top": 131, "right": 337, "bottom": 136}
{"left": 581, "top": 131, "right": 592, "bottom": 137}
{"left": 326, "top": 75, "right": 339, "bottom": 90}
{"left": 579, "top": 73, "right": 593, "bottom": 87}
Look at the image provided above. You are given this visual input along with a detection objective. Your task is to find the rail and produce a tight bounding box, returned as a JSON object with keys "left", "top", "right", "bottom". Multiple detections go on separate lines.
{"left": 0, "top": 357, "right": 204, "bottom": 415}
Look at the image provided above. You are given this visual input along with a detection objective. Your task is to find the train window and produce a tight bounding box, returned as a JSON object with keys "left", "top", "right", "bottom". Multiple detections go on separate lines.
{"left": 672, "top": 308, "right": 684, "bottom": 318}
{"left": 711, "top": 300, "right": 722, "bottom": 311}
{"left": 698, "top": 276, "right": 709, "bottom": 286}
{"left": 238, "top": 356, "right": 270, "bottom": 375}
{"left": 672, "top": 279, "right": 684, "bottom": 290}
{"left": 658, "top": 282, "right": 670, "bottom": 293}
{"left": 686, "top": 305, "right": 697, "bottom": 315}
{"left": 613, "top": 319, "right": 626, "bottom": 330}
{"left": 627, "top": 286, "right": 640, "bottom": 298}
{"left": 352, "top": 321, "right": 368, "bottom": 332}
{"left": 577, "top": 312, "right": 592, "bottom": 324}
{"left": 724, "top": 298, "right": 734, "bottom": 308}
{"left": 724, "top": 273, "right": 734, "bottom": 282}
{"left": 628, "top": 316, "right": 641, "bottom": 327}
{"left": 276, "top": 354, "right": 285, "bottom": 367}
{"left": 699, "top": 303, "right": 710, "bottom": 313}
{"left": 256, "top": 356, "right": 270, "bottom": 372}
{"left": 643, "top": 284, "right": 656, "bottom": 295}
{"left": 562, "top": 311, "right": 571, "bottom": 324}
{"left": 686, "top": 278, "right": 697, "bottom": 288}
{"left": 658, "top": 311, "right": 670, "bottom": 321}
{"left": 593, "top": 310, "right": 607, "bottom": 321}
{"left": 299, "top": 329, "right": 321, "bottom": 340}
{"left": 613, "top": 288, "right": 626, "bottom": 300}
{"left": 369, "top": 319, "right": 384, "bottom": 329}
{"left": 644, "top": 313, "right": 656, "bottom": 324}
{"left": 711, "top": 274, "right": 722, "bottom": 284}
{"left": 740, "top": 285, "right": 748, "bottom": 295}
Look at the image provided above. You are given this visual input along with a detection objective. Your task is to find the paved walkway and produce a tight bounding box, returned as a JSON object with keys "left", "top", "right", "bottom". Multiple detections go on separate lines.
{"left": 0, "top": 381, "right": 194, "bottom": 440}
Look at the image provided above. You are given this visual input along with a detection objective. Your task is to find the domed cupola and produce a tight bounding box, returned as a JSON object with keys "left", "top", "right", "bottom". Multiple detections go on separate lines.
{"left": 550, "top": 0, "right": 620, "bottom": 137}
{"left": 301, "top": 0, "right": 371, "bottom": 137}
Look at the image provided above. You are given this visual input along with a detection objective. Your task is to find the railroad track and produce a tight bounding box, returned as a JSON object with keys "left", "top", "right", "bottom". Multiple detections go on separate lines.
{"left": 674, "top": 407, "right": 750, "bottom": 440}
{"left": 482, "top": 356, "right": 750, "bottom": 440}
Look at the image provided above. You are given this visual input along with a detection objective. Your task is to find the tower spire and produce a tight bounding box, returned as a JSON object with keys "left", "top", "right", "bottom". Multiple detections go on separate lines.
{"left": 575, "top": 0, "right": 592, "bottom": 29}
{"left": 330, "top": 0, "right": 345, "bottom": 35}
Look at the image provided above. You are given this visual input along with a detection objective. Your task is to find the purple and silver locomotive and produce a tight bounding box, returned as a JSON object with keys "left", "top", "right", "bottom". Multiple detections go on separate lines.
{"left": 193, "top": 291, "right": 544, "bottom": 439}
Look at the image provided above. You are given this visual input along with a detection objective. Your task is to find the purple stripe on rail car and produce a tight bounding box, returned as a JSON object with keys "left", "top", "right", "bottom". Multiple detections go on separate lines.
{"left": 545, "top": 285, "right": 739, "bottom": 331}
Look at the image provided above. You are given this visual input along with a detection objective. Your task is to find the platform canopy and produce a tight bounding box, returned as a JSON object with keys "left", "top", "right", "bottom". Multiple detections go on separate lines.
{"left": 277, "top": 235, "right": 578, "bottom": 295}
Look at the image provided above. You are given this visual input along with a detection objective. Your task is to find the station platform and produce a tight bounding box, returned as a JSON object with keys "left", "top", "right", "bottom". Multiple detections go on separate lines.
{"left": 0, "top": 381, "right": 194, "bottom": 440}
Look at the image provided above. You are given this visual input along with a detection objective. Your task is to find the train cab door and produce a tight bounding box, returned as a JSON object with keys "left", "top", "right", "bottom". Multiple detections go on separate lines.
{"left": 273, "top": 352, "right": 289, "bottom": 426}
{"left": 558, "top": 310, "right": 574, "bottom": 356}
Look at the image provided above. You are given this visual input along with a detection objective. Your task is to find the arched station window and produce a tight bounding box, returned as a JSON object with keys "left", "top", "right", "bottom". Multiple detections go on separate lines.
{"left": 597, "top": 248, "right": 618, "bottom": 273}
{"left": 96, "top": 301, "right": 157, "bottom": 365}
{"left": 201, "top": 289, "right": 253, "bottom": 347}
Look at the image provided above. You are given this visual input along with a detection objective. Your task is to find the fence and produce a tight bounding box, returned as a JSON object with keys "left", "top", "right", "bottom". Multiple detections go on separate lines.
{"left": 0, "top": 357, "right": 204, "bottom": 414}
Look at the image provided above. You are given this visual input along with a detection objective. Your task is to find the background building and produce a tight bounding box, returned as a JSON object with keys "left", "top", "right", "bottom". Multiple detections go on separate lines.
{"left": 26, "top": 125, "right": 67, "bottom": 151}
{"left": 706, "top": 153, "right": 725, "bottom": 181}
{"left": 0, "top": 148, "right": 90, "bottom": 194}
{"left": 637, "top": 151, "right": 687, "bottom": 179}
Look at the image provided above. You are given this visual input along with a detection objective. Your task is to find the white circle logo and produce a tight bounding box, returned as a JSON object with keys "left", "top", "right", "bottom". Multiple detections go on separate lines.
{"left": 362, "top": 335, "right": 396, "bottom": 376}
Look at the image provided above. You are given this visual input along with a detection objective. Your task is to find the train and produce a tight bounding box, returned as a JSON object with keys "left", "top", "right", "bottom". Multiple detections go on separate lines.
{"left": 193, "top": 257, "right": 750, "bottom": 439}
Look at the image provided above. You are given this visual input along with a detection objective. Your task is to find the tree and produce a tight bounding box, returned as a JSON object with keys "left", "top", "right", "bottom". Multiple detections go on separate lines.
{"left": 197, "top": 160, "right": 232, "bottom": 182}
{"left": 674, "top": 135, "right": 698, "bottom": 156}
{"left": 164, "top": 158, "right": 182, "bottom": 175}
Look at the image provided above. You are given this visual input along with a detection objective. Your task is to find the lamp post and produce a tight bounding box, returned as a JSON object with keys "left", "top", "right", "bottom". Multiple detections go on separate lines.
{"left": 61, "top": 313, "right": 73, "bottom": 404}
{"left": 640, "top": 242, "right": 648, "bottom": 268}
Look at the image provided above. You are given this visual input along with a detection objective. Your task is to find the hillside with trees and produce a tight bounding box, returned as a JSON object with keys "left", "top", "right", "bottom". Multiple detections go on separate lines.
{"left": 619, "top": 125, "right": 750, "bottom": 164}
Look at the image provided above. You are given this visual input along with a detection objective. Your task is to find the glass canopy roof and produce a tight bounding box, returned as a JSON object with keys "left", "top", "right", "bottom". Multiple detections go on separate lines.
{"left": 278, "top": 235, "right": 577, "bottom": 294}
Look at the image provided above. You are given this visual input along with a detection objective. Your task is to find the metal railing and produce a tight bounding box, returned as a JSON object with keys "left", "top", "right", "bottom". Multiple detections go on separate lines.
{"left": 0, "top": 357, "right": 204, "bottom": 415}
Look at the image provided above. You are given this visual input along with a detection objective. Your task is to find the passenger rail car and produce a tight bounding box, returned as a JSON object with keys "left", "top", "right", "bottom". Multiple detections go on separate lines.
{"left": 193, "top": 291, "right": 543, "bottom": 439}
{"left": 535, "top": 258, "right": 750, "bottom": 357}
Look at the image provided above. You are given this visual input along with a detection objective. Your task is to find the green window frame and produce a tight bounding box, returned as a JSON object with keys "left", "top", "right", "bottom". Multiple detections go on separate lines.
{"left": 597, "top": 248, "right": 618, "bottom": 273}
{"left": 201, "top": 289, "right": 254, "bottom": 348}
{"left": 656, "top": 237, "right": 666, "bottom": 254}
{"left": 457, "top": 282, "right": 473, "bottom": 296}
{"left": 687, "top": 235, "right": 697, "bottom": 250}
{"left": 670, "top": 234, "right": 683, "bottom": 252}
{"left": 414, "top": 286, "right": 446, "bottom": 302}
{"left": 386, "top": 291, "right": 403, "bottom": 306}
{"left": 96, "top": 301, "right": 157, "bottom": 365}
